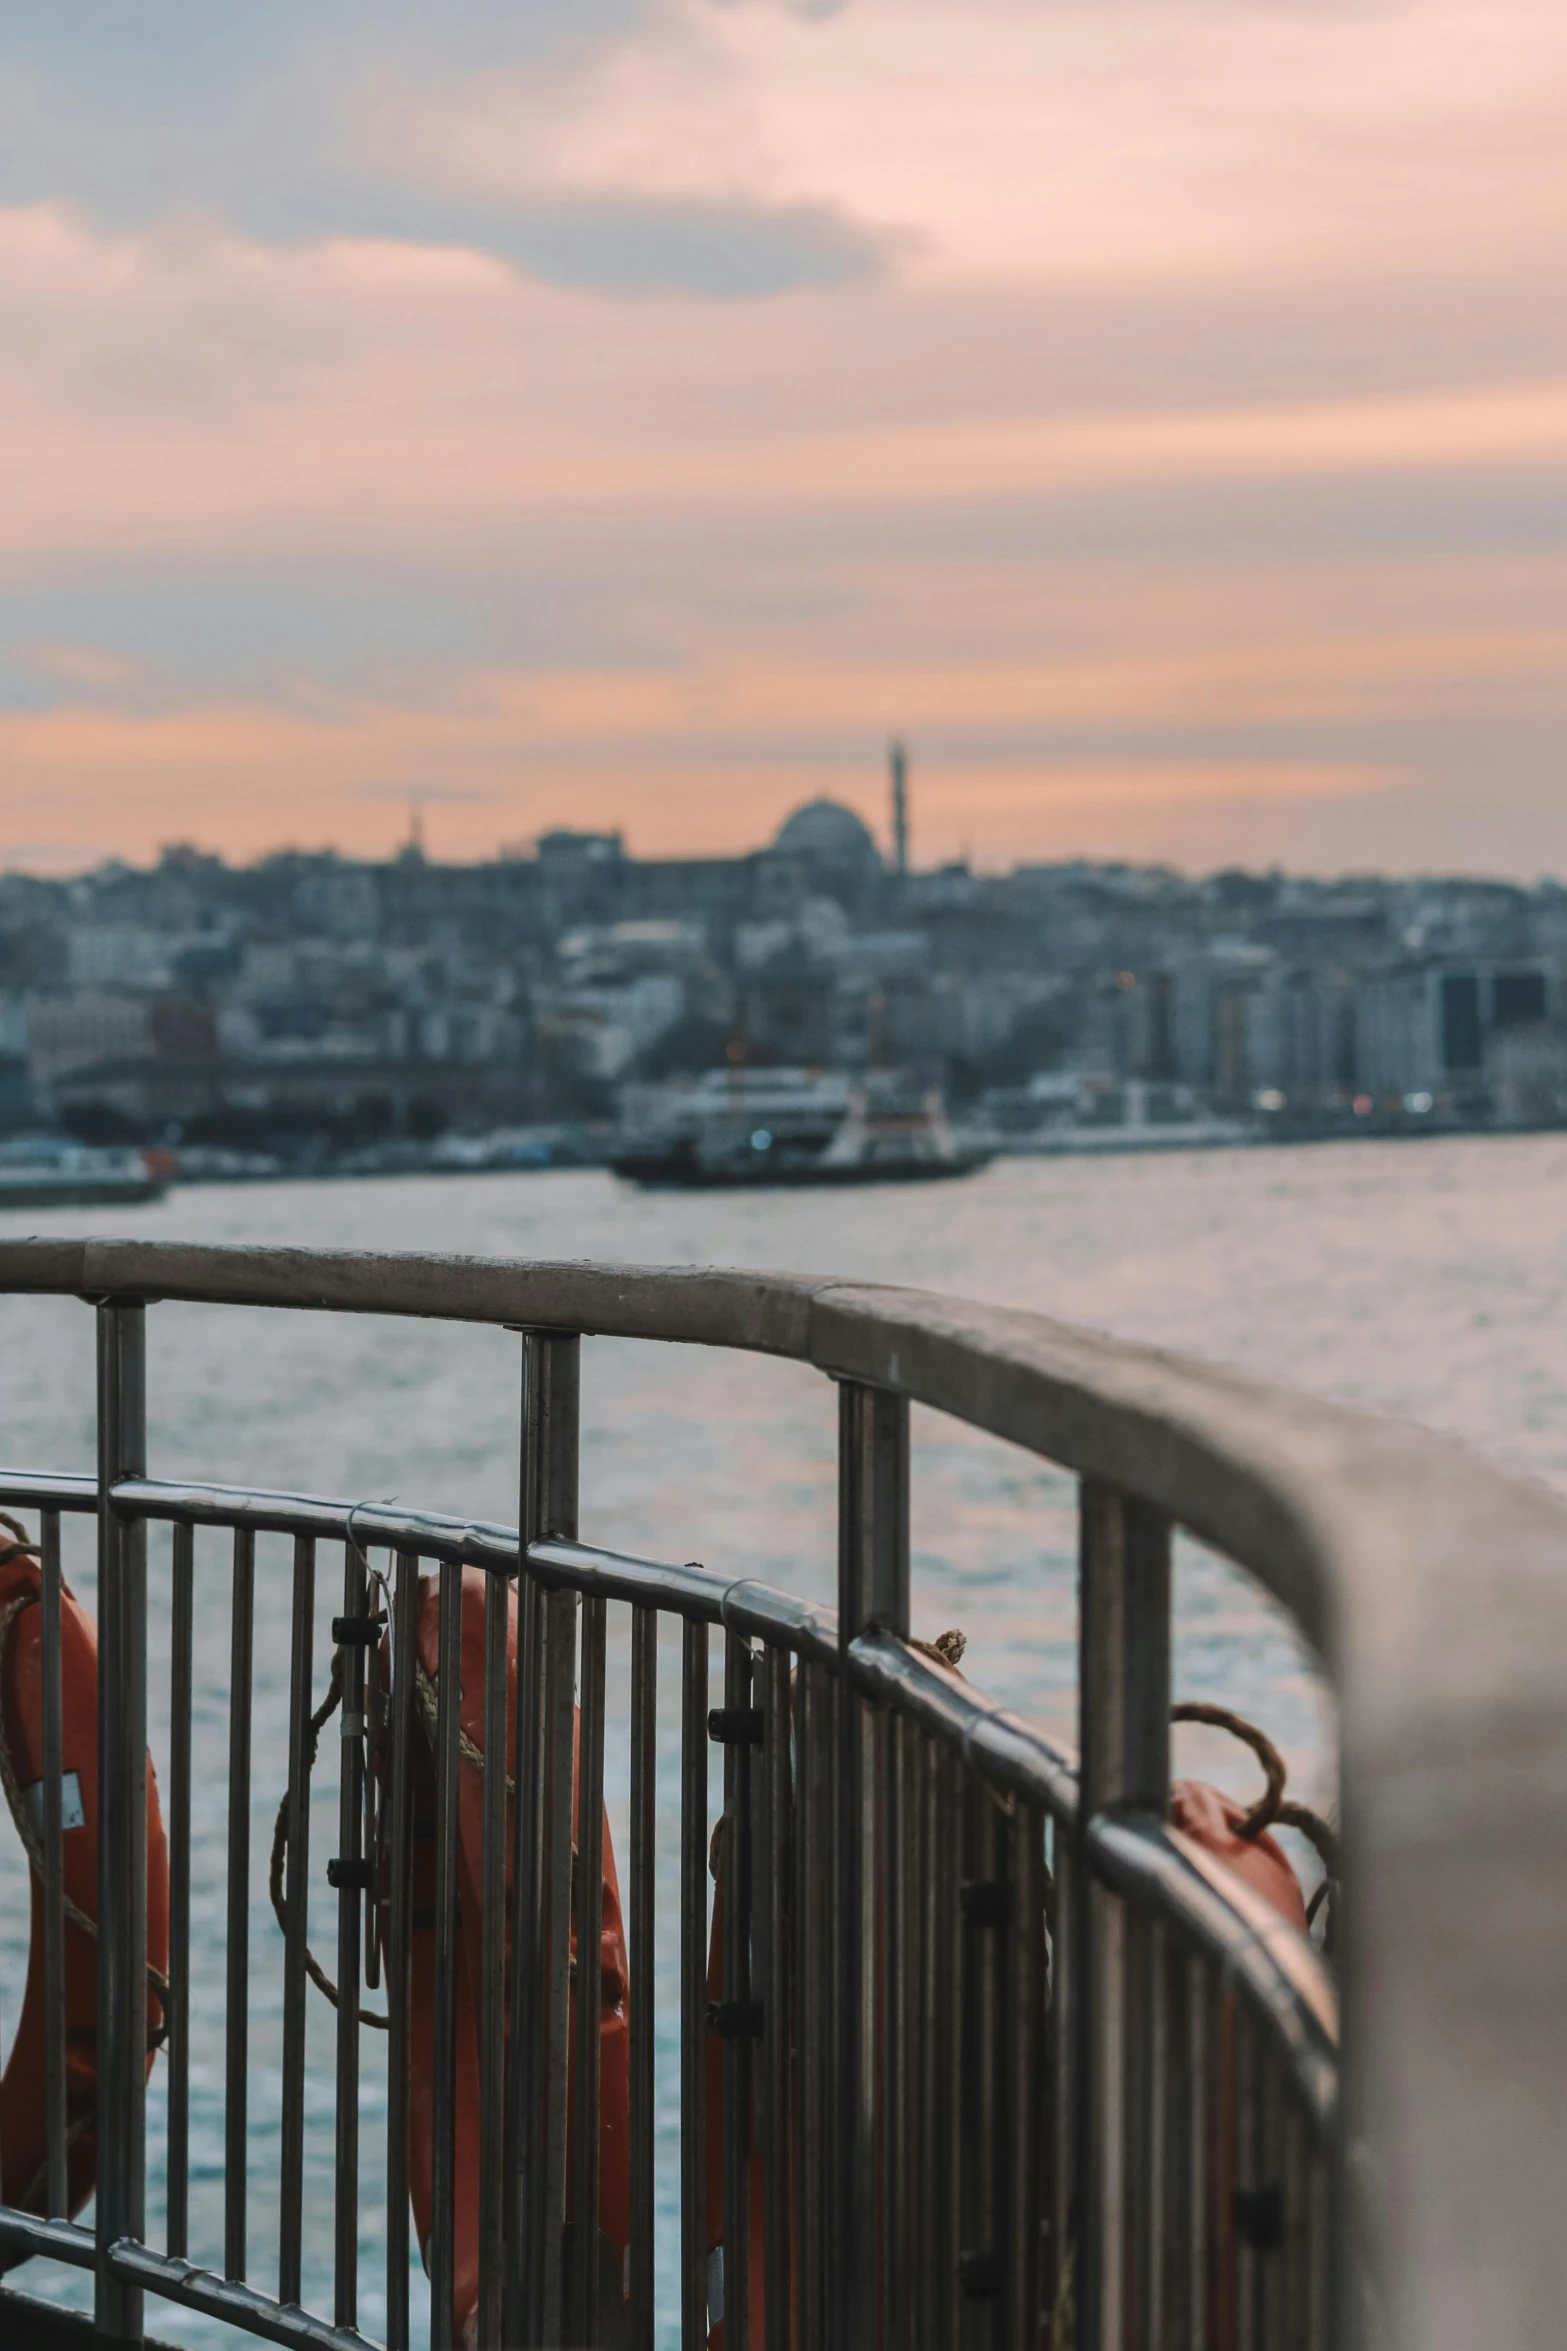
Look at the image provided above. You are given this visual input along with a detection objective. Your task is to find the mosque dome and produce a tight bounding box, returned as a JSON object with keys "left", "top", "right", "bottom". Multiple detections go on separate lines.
{"left": 771, "top": 798, "right": 882, "bottom": 870}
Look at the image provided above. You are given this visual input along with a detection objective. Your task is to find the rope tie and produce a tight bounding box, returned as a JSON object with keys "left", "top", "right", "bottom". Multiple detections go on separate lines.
{"left": 1171, "top": 1699, "right": 1339, "bottom": 1945}
{"left": 267, "top": 1618, "right": 513, "bottom": 2028}
{"left": 267, "top": 1647, "right": 390, "bottom": 2030}
{"left": 0, "top": 1509, "right": 42, "bottom": 1563}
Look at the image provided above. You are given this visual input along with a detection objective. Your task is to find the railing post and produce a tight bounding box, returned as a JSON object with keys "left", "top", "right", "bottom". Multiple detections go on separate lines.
{"left": 836, "top": 1379, "right": 909, "bottom": 2351}
{"left": 95, "top": 1299, "right": 147, "bottom": 2351}
{"left": 1076, "top": 1480, "right": 1171, "bottom": 2351}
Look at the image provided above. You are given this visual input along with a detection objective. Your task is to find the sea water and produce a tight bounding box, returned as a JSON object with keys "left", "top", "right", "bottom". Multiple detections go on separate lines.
{"left": 3, "top": 1133, "right": 1564, "bottom": 2343}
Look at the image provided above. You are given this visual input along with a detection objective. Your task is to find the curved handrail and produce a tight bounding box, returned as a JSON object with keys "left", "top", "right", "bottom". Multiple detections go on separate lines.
{"left": 3, "top": 1235, "right": 1567, "bottom": 2342}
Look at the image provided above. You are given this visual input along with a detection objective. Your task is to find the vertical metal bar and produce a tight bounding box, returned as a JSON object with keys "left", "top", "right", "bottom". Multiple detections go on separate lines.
{"left": 762, "top": 1643, "right": 793, "bottom": 2351}
{"left": 508, "top": 1562, "right": 545, "bottom": 2348}
{"left": 751, "top": 1638, "right": 774, "bottom": 2343}
{"left": 40, "top": 1507, "right": 68, "bottom": 2221}
{"left": 1083, "top": 1877, "right": 1126, "bottom": 2351}
{"left": 959, "top": 1787, "right": 1000, "bottom": 2351}
{"left": 224, "top": 1525, "right": 255, "bottom": 2288}
{"left": 681, "top": 1618, "right": 710, "bottom": 2351}
{"left": 721, "top": 1632, "right": 754, "bottom": 2351}
{"left": 1306, "top": 2143, "right": 1331, "bottom": 2351}
{"left": 335, "top": 1539, "right": 368, "bottom": 2328}
{"left": 916, "top": 1731, "right": 941, "bottom": 2351}
{"left": 1047, "top": 1827, "right": 1076, "bottom": 2348}
{"left": 628, "top": 1604, "right": 657, "bottom": 2351}
{"left": 278, "top": 1535, "right": 316, "bottom": 2306}
{"left": 1076, "top": 1480, "right": 1171, "bottom": 2351}
{"left": 1158, "top": 1934, "right": 1187, "bottom": 2351}
{"left": 511, "top": 1326, "right": 579, "bottom": 2349}
{"left": 385, "top": 1551, "right": 419, "bottom": 2351}
{"left": 539, "top": 1586, "right": 579, "bottom": 2348}
{"left": 795, "top": 1659, "right": 825, "bottom": 2351}
{"left": 1129, "top": 1911, "right": 1170, "bottom": 2351}
{"left": 1185, "top": 1955, "right": 1209, "bottom": 2351}
{"left": 1147, "top": 1921, "right": 1172, "bottom": 2351}
{"left": 430, "top": 1558, "right": 464, "bottom": 2351}
{"left": 1121, "top": 1905, "right": 1147, "bottom": 2351}
{"left": 95, "top": 1299, "right": 147, "bottom": 2347}
{"left": 477, "top": 1562, "right": 510, "bottom": 2350}
{"left": 1281, "top": 2097, "right": 1309, "bottom": 2351}
{"left": 910, "top": 1726, "right": 934, "bottom": 2351}
{"left": 572, "top": 1593, "right": 607, "bottom": 2343}
{"left": 1256, "top": 2042, "right": 1286, "bottom": 2351}
{"left": 1005, "top": 1805, "right": 1043, "bottom": 2351}
{"left": 937, "top": 1746, "right": 964, "bottom": 2351}
{"left": 1234, "top": 2002, "right": 1259, "bottom": 2351}
{"left": 889, "top": 1713, "right": 912, "bottom": 2351}
{"left": 836, "top": 1379, "right": 909, "bottom": 2351}
{"left": 871, "top": 1704, "right": 896, "bottom": 2351}
{"left": 164, "top": 1519, "right": 192, "bottom": 2260}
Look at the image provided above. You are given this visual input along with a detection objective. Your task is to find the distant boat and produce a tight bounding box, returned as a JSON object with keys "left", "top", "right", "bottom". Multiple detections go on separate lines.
{"left": 0, "top": 1139, "right": 168, "bottom": 1209}
{"left": 611, "top": 1069, "right": 991, "bottom": 1189}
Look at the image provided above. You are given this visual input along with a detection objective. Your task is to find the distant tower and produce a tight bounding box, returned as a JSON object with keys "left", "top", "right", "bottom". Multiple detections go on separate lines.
{"left": 407, "top": 799, "right": 425, "bottom": 861}
{"left": 890, "top": 740, "right": 909, "bottom": 876}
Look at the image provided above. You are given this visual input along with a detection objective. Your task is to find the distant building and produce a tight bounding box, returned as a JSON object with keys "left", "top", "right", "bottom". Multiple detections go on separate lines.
{"left": 1490, "top": 1021, "right": 1567, "bottom": 1125}
{"left": 1355, "top": 962, "right": 1551, "bottom": 1097}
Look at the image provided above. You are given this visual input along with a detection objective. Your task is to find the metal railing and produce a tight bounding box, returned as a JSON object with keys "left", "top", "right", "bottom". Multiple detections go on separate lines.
{"left": 0, "top": 1240, "right": 1559, "bottom": 2350}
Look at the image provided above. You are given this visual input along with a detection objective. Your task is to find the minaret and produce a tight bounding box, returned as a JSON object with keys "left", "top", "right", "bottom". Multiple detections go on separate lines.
{"left": 890, "top": 740, "right": 909, "bottom": 876}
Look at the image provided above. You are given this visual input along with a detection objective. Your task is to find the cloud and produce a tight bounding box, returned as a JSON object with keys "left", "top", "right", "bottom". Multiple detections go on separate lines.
{"left": 339, "top": 189, "right": 889, "bottom": 296}
{"left": 14, "top": 0, "right": 1567, "bottom": 303}
{"left": 14, "top": 640, "right": 142, "bottom": 692}
{"left": 0, "top": 1, "right": 895, "bottom": 298}
{"left": 4, "top": 203, "right": 1567, "bottom": 575}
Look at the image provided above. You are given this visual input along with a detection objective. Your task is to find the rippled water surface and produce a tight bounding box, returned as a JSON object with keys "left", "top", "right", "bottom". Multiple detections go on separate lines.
{"left": 2, "top": 1134, "right": 1560, "bottom": 2340}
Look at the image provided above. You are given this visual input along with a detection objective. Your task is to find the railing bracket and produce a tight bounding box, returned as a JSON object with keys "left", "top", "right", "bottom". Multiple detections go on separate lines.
{"left": 958, "top": 2250, "right": 999, "bottom": 2299}
{"left": 332, "top": 1615, "right": 385, "bottom": 1646}
{"left": 707, "top": 1705, "right": 764, "bottom": 1745}
{"left": 960, "top": 1877, "right": 1013, "bottom": 1928}
{"left": 327, "top": 1857, "right": 374, "bottom": 1891}
{"left": 1234, "top": 2183, "right": 1285, "bottom": 2252}
{"left": 706, "top": 1999, "right": 763, "bottom": 2039}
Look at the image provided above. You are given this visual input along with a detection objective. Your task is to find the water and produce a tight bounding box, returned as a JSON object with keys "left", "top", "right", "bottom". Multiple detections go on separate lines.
{"left": 2, "top": 1133, "right": 1562, "bottom": 2341}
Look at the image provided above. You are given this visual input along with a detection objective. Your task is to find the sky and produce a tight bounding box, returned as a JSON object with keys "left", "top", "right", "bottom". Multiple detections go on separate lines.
{"left": 3, "top": 0, "right": 1567, "bottom": 879}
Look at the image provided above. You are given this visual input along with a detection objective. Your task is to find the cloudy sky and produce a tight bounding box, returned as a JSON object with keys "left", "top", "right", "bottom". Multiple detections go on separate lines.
{"left": 3, "top": 0, "right": 1566, "bottom": 876}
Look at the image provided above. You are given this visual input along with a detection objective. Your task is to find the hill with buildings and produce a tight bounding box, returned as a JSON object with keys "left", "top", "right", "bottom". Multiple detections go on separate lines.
{"left": 4, "top": 772, "right": 1566, "bottom": 1168}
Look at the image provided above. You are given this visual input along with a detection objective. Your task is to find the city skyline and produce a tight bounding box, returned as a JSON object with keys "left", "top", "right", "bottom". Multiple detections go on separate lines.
{"left": 4, "top": 3, "right": 1566, "bottom": 879}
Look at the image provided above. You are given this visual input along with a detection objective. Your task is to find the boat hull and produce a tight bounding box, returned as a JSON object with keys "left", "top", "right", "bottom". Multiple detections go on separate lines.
{"left": 0, "top": 1174, "right": 167, "bottom": 1209}
{"left": 612, "top": 1150, "right": 992, "bottom": 1190}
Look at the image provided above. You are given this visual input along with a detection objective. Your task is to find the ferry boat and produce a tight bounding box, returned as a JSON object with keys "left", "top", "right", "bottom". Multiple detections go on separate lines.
{"left": 0, "top": 1138, "right": 168, "bottom": 1209}
{"left": 610, "top": 1066, "right": 992, "bottom": 1188}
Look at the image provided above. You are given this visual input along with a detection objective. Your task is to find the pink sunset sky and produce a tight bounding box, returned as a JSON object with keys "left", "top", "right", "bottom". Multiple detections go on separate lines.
{"left": 4, "top": 0, "right": 1567, "bottom": 877}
